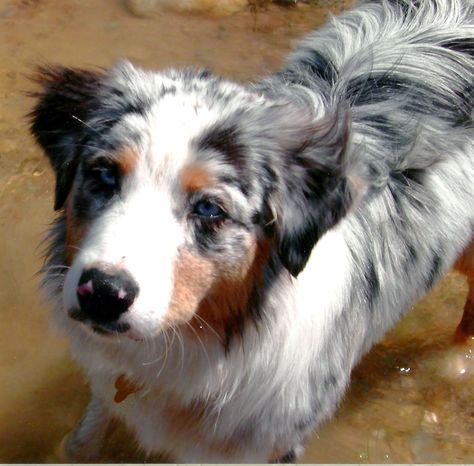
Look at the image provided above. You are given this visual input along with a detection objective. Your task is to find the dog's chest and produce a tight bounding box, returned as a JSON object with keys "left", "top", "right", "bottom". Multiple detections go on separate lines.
{"left": 93, "top": 371, "right": 248, "bottom": 457}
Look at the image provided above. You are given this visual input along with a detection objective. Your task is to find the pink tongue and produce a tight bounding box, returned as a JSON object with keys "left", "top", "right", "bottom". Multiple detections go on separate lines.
{"left": 77, "top": 280, "right": 94, "bottom": 296}
{"left": 118, "top": 288, "right": 127, "bottom": 300}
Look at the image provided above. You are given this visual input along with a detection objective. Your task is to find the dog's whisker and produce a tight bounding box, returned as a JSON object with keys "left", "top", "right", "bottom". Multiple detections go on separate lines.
{"left": 44, "top": 273, "right": 68, "bottom": 279}
{"left": 193, "top": 313, "right": 222, "bottom": 343}
{"left": 65, "top": 244, "right": 85, "bottom": 252}
{"left": 173, "top": 325, "right": 186, "bottom": 376}
{"left": 70, "top": 115, "right": 102, "bottom": 137}
{"left": 183, "top": 320, "right": 212, "bottom": 373}
{"left": 152, "top": 329, "right": 173, "bottom": 382}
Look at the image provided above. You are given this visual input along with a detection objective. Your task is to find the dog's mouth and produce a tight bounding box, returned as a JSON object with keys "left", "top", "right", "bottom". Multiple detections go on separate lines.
{"left": 68, "top": 308, "right": 134, "bottom": 338}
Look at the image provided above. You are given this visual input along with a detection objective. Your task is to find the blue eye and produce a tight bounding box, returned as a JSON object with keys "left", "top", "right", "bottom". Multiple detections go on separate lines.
{"left": 194, "top": 200, "right": 225, "bottom": 219}
{"left": 95, "top": 167, "right": 117, "bottom": 187}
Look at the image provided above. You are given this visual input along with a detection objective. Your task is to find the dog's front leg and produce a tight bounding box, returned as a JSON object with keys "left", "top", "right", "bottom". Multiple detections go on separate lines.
{"left": 62, "top": 396, "right": 111, "bottom": 461}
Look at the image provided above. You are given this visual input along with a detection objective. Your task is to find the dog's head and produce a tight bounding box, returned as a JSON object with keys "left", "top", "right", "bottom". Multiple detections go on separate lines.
{"left": 30, "top": 62, "right": 354, "bottom": 341}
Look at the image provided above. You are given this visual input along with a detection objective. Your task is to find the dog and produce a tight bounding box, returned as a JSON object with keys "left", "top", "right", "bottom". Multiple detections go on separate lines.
{"left": 29, "top": 0, "right": 474, "bottom": 462}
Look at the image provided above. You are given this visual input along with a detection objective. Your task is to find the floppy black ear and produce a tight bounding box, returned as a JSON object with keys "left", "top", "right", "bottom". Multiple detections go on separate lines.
{"left": 276, "top": 109, "right": 354, "bottom": 277}
{"left": 29, "top": 66, "right": 103, "bottom": 210}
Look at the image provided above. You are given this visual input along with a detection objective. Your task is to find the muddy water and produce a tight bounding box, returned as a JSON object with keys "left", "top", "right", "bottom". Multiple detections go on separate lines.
{"left": 0, "top": 0, "right": 473, "bottom": 463}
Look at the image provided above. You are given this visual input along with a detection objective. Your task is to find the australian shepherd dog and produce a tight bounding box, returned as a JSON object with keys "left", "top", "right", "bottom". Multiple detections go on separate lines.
{"left": 29, "top": 0, "right": 474, "bottom": 462}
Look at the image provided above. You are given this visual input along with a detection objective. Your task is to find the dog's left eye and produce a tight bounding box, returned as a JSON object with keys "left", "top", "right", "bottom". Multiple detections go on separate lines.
{"left": 193, "top": 200, "right": 225, "bottom": 219}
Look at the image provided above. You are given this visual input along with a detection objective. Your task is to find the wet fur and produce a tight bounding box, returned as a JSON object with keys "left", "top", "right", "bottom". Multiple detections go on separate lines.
{"left": 30, "top": 0, "right": 474, "bottom": 462}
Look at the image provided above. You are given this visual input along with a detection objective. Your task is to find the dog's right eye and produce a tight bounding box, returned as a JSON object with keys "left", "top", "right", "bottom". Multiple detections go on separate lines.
{"left": 85, "top": 162, "right": 119, "bottom": 190}
{"left": 93, "top": 166, "right": 118, "bottom": 188}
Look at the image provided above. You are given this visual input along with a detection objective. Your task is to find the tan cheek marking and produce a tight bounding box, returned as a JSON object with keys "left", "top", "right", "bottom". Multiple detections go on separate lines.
{"left": 165, "top": 250, "right": 216, "bottom": 325}
{"left": 166, "top": 235, "right": 272, "bottom": 340}
{"left": 115, "top": 146, "right": 139, "bottom": 175}
{"left": 192, "top": 237, "right": 271, "bottom": 337}
{"left": 64, "top": 187, "right": 88, "bottom": 266}
{"left": 180, "top": 164, "right": 213, "bottom": 193}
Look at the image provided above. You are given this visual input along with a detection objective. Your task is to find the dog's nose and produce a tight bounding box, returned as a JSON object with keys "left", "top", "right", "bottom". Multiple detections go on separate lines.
{"left": 76, "top": 267, "right": 139, "bottom": 322}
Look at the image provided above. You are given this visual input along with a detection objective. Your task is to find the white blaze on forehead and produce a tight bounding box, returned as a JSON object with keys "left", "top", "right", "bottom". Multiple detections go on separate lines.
{"left": 122, "top": 93, "right": 219, "bottom": 178}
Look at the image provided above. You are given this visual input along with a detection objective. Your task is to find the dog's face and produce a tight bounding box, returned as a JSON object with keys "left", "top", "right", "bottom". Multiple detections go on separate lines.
{"left": 31, "top": 62, "right": 353, "bottom": 341}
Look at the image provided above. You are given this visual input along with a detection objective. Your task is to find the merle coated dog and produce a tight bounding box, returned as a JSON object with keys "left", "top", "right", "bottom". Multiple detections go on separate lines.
{"left": 30, "top": 0, "right": 474, "bottom": 462}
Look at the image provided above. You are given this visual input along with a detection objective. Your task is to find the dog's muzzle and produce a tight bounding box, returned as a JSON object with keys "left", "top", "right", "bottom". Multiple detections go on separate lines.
{"left": 75, "top": 266, "right": 139, "bottom": 324}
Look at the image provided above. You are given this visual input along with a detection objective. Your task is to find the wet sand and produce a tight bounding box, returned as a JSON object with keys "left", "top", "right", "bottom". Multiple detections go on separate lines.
{"left": 0, "top": 0, "right": 473, "bottom": 462}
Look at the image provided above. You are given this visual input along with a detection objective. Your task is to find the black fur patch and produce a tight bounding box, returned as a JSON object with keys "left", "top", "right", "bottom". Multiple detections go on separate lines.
{"left": 277, "top": 50, "right": 337, "bottom": 89}
{"left": 29, "top": 66, "right": 103, "bottom": 161}
{"left": 196, "top": 123, "right": 250, "bottom": 195}
{"left": 359, "top": 114, "right": 406, "bottom": 145}
{"left": 385, "top": 0, "right": 426, "bottom": 16}
{"left": 407, "top": 243, "right": 418, "bottom": 264}
{"left": 425, "top": 251, "right": 442, "bottom": 290}
{"left": 364, "top": 258, "right": 380, "bottom": 308}
{"left": 453, "top": 81, "right": 474, "bottom": 128}
{"left": 442, "top": 38, "right": 474, "bottom": 58}
{"left": 198, "top": 124, "right": 246, "bottom": 168}
{"left": 299, "top": 49, "right": 338, "bottom": 85}
{"left": 29, "top": 67, "right": 104, "bottom": 209}
{"left": 29, "top": 66, "right": 150, "bottom": 210}
{"left": 273, "top": 449, "right": 296, "bottom": 464}
{"left": 389, "top": 168, "right": 427, "bottom": 213}
{"left": 279, "top": 175, "right": 353, "bottom": 277}
{"left": 391, "top": 168, "right": 425, "bottom": 187}
{"left": 277, "top": 111, "right": 353, "bottom": 277}
{"left": 348, "top": 70, "right": 472, "bottom": 127}
{"left": 346, "top": 74, "right": 413, "bottom": 106}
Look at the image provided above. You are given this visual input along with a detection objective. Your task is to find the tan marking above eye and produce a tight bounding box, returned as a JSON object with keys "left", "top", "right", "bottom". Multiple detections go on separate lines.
{"left": 179, "top": 164, "right": 213, "bottom": 193}
{"left": 86, "top": 146, "right": 138, "bottom": 176}
{"left": 114, "top": 146, "right": 139, "bottom": 175}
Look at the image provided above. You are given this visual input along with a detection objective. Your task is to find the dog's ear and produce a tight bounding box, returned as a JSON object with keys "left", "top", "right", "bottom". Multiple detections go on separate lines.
{"left": 29, "top": 66, "right": 103, "bottom": 210}
{"left": 273, "top": 108, "right": 354, "bottom": 277}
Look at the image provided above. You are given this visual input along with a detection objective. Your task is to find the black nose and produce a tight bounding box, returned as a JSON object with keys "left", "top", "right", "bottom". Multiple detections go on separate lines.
{"left": 76, "top": 267, "right": 139, "bottom": 323}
